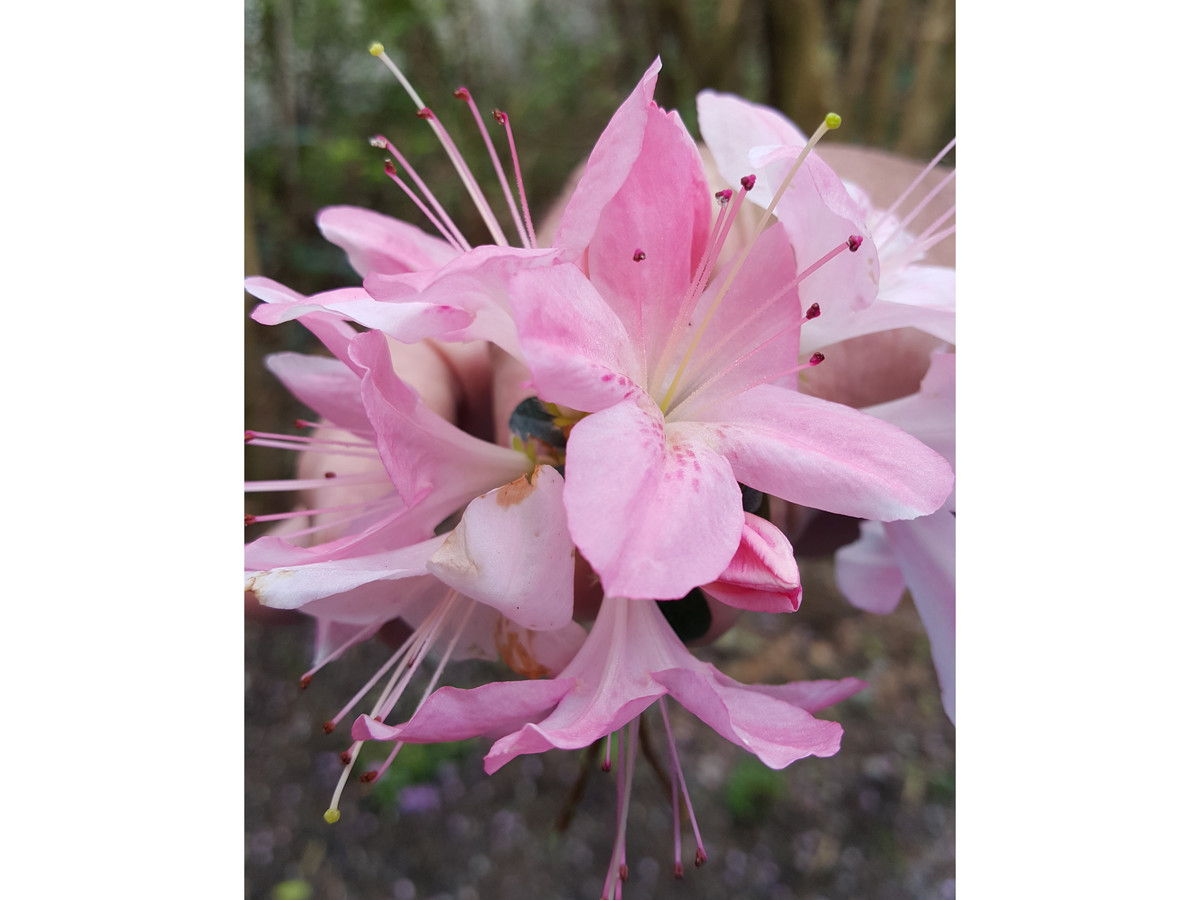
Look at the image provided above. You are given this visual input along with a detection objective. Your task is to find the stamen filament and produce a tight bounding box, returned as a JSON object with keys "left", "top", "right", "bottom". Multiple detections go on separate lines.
{"left": 244, "top": 474, "right": 390, "bottom": 492}
{"left": 879, "top": 167, "right": 956, "bottom": 251}
{"left": 664, "top": 237, "right": 856, "bottom": 415}
{"left": 374, "top": 135, "right": 471, "bottom": 251}
{"left": 245, "top": 439, "right": 379, "bottom": 459}
{"left": 878, "top": 136, "right": 957, "bottom": 224}
{"left": 244, "top": 496, "right": 393, "bottom": 525}
{"left": 496, "top": 111, "right": 538, "bottom": 248}
{"left": 383, "top": 156, "right": 471, "bottom": 253}
{"left": 422, "top": 111, "right": 510, "bottom": 247}
{"left": 371, "top": 45, "right": 509, "bottom": 246}
{"left": 456, "top": 90, "right": 530, "bottom": 249}
{"left": 301, "top": 621, "right": 379, "bottom": 686}
{"left": 658, "top": 700, "right": 705, "bottom": 865}
{"left": 660, "top": 114, "right": 841, "bottom": 409}
{"left": 245, "top": 430, "right": 374, "bottom": 449}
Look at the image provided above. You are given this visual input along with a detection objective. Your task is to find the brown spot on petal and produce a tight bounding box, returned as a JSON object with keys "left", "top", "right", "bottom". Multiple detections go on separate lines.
{"left": 494, "top": 619, "right": 552, "bottom": 679}
{"left": 495, "top": 469, "right": 538, "bottom": 508}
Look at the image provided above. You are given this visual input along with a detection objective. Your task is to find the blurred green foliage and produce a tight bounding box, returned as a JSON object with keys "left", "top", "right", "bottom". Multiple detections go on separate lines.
{"left": 725, "top": 756, "right": 787, "bottom": 821}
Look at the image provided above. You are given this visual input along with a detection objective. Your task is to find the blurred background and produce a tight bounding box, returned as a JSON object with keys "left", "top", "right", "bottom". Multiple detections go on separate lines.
{"left": 246, "top": 1, "right": 955, "bottom": 897}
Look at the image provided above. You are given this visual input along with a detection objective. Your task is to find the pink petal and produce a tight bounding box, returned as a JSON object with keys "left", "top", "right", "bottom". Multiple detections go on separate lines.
{"left": 864, "top": 350, "right": 956, "bottom": 468}
{"left": 428, "top": 466, "right": 575, "bottom": 631}
{"left": 801, "top": 265, "right": 955, "bottom": 353}
{"left": 351, "top": 678, "right": 576, "bottom": 743}
{"left": 697, "top": 384, "right": 953, "bottom": 521}
{"left": 263, "top": 352, "right": 372, "bottom": 438}
{"left": 724, "top": 673, "right": 868, "bottom": 713}
{"left": 834, "top": 520, "right": 906, "bottom": 614}
{"left": 585, "top": 104, "right": 709, "bottom": 367}
{"left": 652, "top": 666, "right": 845, "bottom": 769}
{"left": 696, "top": 90, "right": 879, "bottom": 313}
{"left": 703, "top": 512, "right": 802, "bottom": 613}
{"left": 508, "top": 264, "right": 644, "bottom": 412}
{"left": 886, "top": 507, "right": 955, "bottom": 722}
{"left": 248, "top": 275, "right": 471, "bottom": 341}
{"left": 316, "top": 205, "right": 459, "bottom": 277}
{"left": 563, "top": 399, "right": 743, "bottom": 599}
{"left": 245, "top": 538, "right": 443, "bottom": 613}
{"left": 349, "top": 330, "right": 529, "bottom": 517}
{"left": 553, "top": 58, "right": 662, "bottom": 259}
{"left": 662, "top": 222, "right": 800, "bottom": 416}
{"left": 363, "top": 245, "right": 558, "bottom": 358}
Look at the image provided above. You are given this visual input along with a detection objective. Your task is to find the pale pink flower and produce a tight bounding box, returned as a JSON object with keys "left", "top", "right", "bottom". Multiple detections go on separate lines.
{"left": 697, "top": 91, "right": 955, "bottom": 360}
{"left": 500, "top": 61, "right": 954, "bottom": 600}
{"left": 835, "top": 351, "right": 956, "bottom": 721}
{"left": 354, "top": 594, "right": 865, "bottom": 887}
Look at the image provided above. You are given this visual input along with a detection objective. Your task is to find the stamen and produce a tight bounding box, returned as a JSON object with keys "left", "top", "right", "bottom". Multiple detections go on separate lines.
{"left": 602, "top": 733, "right": 613, "bottom": 772}
{"left": 740, "top": 174, "right": 757, "bottom": 191}
{"left": 660, "top": 113, "right": 843, "bottom": 411}
{"left": 244, "top": 474, "right": 390, "bottom": 493}
{"left": 658, "top": 700, "right": 706, "bottom": 867}
{"left": 454, "top": 88, "right": 531, "bottom": 249}
{"left": 381, "top": 154, "right": 471, "bottom": 252}
{"left": 242, "top": 497, "right": 392, "bottom": 526}
{"left": 494, "top": 109, "right": 539, "bottom": 248}
{"left": 805, "top": 302, "right": 822, "bottom": 320}
{"left": 664, "top": 236, "right": 858, "bottom": 415}
{"left": 878, "top": 136, "right": 957, "bottom": 225}
{"left": 879, "top": 168, "right": 955, "bottom": 251}
{"left": 652, "top": 178, "right": 751, "bottom": 391}
{"left": 244, "top": 430, "right": 373, "bottom": 449}
{"left": 374, "top": 134, "right": 471, "bottom": 251}
{"left": 365, "top": 605, "right": 474, "bottom": 786}
{"left": 245, "top": 438, "right": 379, "bottom": 459}
{"left": 370, "top": 44, "right": 510, "bottom": 246}
{"left": 632, "top": 249, "right": 646, "bottom": 262}
{"left": 602, "top": 719, "right": 640, "bottom": 900}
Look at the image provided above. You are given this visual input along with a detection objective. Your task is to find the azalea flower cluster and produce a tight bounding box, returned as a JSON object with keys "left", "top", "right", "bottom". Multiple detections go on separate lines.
{"left": 246, "top": 49, "right": 955, "bottom": 896}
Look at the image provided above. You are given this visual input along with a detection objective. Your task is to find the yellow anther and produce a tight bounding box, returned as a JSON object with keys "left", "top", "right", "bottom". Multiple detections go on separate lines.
{"left": 323, "top": 808, "right": 341, "bottom": 824}
{"left": 824, "top": 112, "right": 842, "bottom": 130}
{"left": 369, "top": 42, "right": 385, "bottom": 57}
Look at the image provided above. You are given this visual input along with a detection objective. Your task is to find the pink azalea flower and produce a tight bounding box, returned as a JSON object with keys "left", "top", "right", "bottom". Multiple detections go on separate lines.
{"left": 835, "top": 351, "right": 955, "bottom": 721}
{"left": 697, "top": 91, "right": 955, "bottom": 358}
{"left": 246, "top": 323, "right": 585, "bottom": 818}
{"left": 354, "top": 594, "right": 865, "bottom": 889}
{"left": 498, "top": 61, "right": 954, "bottom": 600}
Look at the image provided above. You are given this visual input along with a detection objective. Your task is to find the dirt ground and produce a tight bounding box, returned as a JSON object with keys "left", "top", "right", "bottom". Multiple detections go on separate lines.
{"left": 245, "top": 557, "right": 954, "bottom": 900}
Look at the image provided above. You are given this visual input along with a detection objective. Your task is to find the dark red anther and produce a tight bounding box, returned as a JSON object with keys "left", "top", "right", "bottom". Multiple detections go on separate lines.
{"left": 492, "top": 109, "right": 508, "bottom": 125}
{"left": 299, "top": 674, "right": 313, "bottom": 690}
{"left": 632, "top": 249, "right": 647, "bottom": 262}
{"left": 244, "top": 430, "right": 255, "bottom": 442}
{"left": 294, "top": 418, "right": 308, "bottom": 429}
{"left": 805, "top": 302, "right": 821, "bottom": 320}
{"left": 324, "top": 471, "right": 336, "bottom": 479}
{"left": 714, "top": 188, "right": 733, "bottom": 202}
{"left": 359, "top": 771, "right": 378, "bottom": 784}
{"left": 416, "top": 107, "right": 434, "bottom": 120}
{"left": 740, "top": 174, "right": 757, "bottom": 191}
{"left": 809, "top": 352, "right": 826, "bottom": 366}
{"left": 847, "top": 234, "right": 864, "bottom": 252}
{"left": 619, "top": 864, "right": 629, "bottom": 881}
{"left": 372, "top": 715, "right": 383, "bottom": 722}
{"left": 383, "top": 159, "right": 398, "bottom": 177}
{"left": 322, "top": 720, "right": 335, "bottom": 734}
{"left": 244, "top": 514, "right": 256, "bottom": 526}
{"left": 453, "top": 87, "right": 470, "bottom": 101}
{"left": 674, "top": 862, "right": 684, "bottom": 879}
{"left": 339, "top": 750, "right": 352, "bottom": 765}
{"left": 600, "top": 759, "right": 612, "bottom": 772}
{"left": 695, "top": 849, "right": 708, "bottom": 867}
